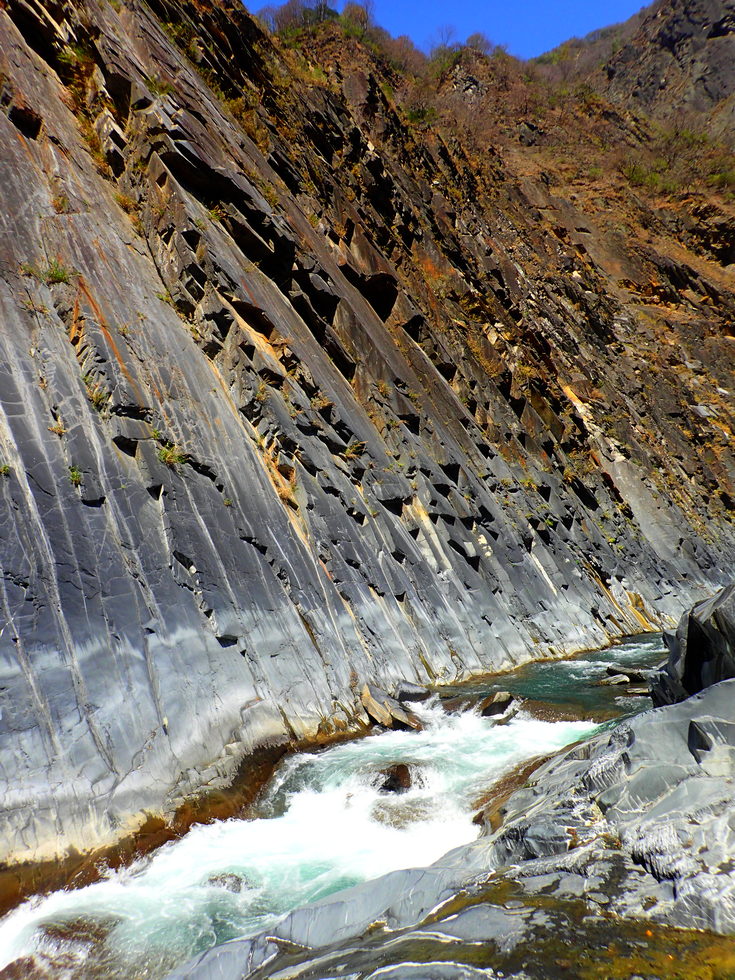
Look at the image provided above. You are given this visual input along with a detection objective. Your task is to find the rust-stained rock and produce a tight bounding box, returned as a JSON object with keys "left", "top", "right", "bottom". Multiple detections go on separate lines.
{"left": 378, "top": 764, "right": 412, "bottom": 794}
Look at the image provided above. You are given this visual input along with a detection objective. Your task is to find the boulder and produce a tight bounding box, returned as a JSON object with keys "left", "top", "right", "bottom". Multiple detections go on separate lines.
{"left": 605, "top": 665, "right": 651, "bottom": 683}
{"left": 652, "top": 583, "right": 735, "bottom": 706}
{"left": 478, "top": 691, "right": 516, "bottom": 717}
{"left": 206, "top": 873, "right": 246, "bottom": 893}
{"left": 595, "top": 673, "right": 630, "bottom": 686}
{"left": 378, "top": 764, "right": 412, "bottom": 794}
{"left": 393, "top": 681, "right": 432, "bottom": 704}
{"left": 361, "top": 684, "right": 422, "bottom": 731}
{"left": 438, "top": 694, "right": 473, "bottom": 714}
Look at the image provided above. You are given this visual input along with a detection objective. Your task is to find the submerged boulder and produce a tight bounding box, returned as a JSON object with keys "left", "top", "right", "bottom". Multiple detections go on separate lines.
{"left": 206, "top": 873, "right": 246, "bottom": 893}
{"left": 378, "top": 764, "right": 412, "bottom": 794}
{"left": 652, "top": 583, "right": 735, "bottom": 706}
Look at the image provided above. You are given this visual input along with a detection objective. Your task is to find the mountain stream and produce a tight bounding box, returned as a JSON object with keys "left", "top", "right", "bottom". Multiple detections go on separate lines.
{"left": 0, "top": 634, "right": 665, "bottom": 979}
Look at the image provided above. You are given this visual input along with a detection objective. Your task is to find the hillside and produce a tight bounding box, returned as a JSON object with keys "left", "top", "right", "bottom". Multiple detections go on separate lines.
{"left": 0, "top": 0, "right": 734, "bottom": 903}
{"left": 599, "top": 0, "right": 735, "bottom": 143}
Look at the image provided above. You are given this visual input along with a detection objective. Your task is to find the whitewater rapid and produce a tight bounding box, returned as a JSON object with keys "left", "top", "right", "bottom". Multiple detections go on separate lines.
{"left": 0, "top": 701, "right": 598, "bottom": 978}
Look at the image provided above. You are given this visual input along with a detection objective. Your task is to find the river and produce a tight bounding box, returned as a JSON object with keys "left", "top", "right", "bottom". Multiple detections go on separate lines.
{"left": 0, "top": 634, "right": 664, "bottom": 979}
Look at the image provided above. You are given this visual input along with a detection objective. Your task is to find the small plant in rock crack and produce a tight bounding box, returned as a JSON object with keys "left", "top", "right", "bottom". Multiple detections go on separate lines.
{"left": 43, "top": 259, "right": 76, "bottom": 285}
{"left": 114, "top": 192, "right": 138, "bottom": 214}
{"left": 157, "top": 443, "right": 186, "bottom": 468}
{"left": 48, "top": 417, "right": 66, "bottom": 436}
{"left": 343, "top": 440, "right": 366, "bottom": 460}
{"left": 146, "top": 74, "right": 174, "bottom": 98}
{"left": 0, "top": 463, "right": 11, "bottom": 476}
{"left": 69, "top": 464, "right": 83, "bottom": 487}
{"left": 84, "top": 375, "right": 108, "bottom": 411}
{"left": 21, "top": 299, "right": 49, "bottom": 316}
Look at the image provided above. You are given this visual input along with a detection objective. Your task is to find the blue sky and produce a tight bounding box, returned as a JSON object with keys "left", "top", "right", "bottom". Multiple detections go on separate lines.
{"left": 368, "top": 1, "right": 649, "bottom": 59}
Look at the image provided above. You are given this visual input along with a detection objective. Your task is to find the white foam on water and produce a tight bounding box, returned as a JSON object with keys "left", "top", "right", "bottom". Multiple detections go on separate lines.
{"left": 0, "top": 702, "right": 598, "bottom": 978}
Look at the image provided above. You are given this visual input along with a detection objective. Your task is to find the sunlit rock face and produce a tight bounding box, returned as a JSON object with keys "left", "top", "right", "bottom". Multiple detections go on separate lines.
{"left": 0, "top": 0, "right": 734, "bottom": 870}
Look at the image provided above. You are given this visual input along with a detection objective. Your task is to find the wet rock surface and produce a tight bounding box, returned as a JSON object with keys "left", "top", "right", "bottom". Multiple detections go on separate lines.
{"left": 478, "top": 691, "right": 516, "bottom": 717}
{"left": 169, "top": 678, "right": 735, "bottom": 979}
{"left": 0, "top": 0, "right": 733, "bottom": 881}
{"left": 361, "top": 684, "right": 423, "bottom": 731}
{"left": 377, "top": 763, "right": 412, "bottom": 794}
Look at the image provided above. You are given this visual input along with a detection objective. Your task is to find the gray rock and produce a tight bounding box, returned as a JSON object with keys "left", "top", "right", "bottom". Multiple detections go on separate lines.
{"left": 361, "top": 685, "right": 422, "bottom": 731}
{"left": 0, "top": 0, "right": 734, "bottom": 884}
{"left": 393, "top": 681, "right": 432, "bottom": 703}
{"left": 652, "top": 582, "right": 735, "bottom": 705}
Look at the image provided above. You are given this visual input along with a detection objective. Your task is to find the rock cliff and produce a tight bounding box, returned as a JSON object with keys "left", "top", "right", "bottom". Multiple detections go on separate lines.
{"left": 0, "top": 0, "right": 734, "bottom": 879}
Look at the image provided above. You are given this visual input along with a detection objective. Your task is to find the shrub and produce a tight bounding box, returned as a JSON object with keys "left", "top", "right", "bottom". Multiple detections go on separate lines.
{"left": 157, "top": 444, "right": 186, "bottom": 467}
{"left": 114, "top": 192, "right": 138, "bottom": 214}
{"left": 84, "top": 375, "right": 108, "bottom": 411}
{"left": 343, "top": 440, "right": 366, "bottom": 460}
{"left": 43, "top": 259, "right": 74, "bottom": 285}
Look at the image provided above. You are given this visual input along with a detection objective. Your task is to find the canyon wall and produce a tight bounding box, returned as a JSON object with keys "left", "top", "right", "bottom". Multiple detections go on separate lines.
{"left": 0, "top": 0, "right": 733, "bottom": 869}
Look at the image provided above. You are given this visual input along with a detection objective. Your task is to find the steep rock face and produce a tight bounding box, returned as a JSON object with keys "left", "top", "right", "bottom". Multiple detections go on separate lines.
{"left": 602, "top": 0, "right": 735, "bottom": 140}
{"left": 653, "top": 581, "right": 735, "bottom": 703}
{"left": 0, "top": 0, "right": 733, "bottom": 872}
{"left": 170, "top": 679, "right": 735, "bottom": 978}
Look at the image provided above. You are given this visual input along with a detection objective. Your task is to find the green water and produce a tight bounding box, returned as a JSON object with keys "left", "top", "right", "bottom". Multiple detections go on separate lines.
{"left": 437, "top": 633, "right": 664, "bottom": 720}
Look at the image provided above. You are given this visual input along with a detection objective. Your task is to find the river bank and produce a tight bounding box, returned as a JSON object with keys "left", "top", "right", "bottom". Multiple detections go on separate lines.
{"left": 0, "top": 634, "right": 663, "bottom": 979}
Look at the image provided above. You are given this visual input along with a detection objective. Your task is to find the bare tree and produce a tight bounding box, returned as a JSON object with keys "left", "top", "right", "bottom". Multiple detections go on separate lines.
{"left": 342, "top": 1, "right": 372, "bottom": 35}
{"left": 465, "top": 31, "right": 493, "bottom": 55}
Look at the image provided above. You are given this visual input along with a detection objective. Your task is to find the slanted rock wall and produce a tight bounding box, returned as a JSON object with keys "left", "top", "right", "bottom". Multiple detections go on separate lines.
{"left": 0, "top": 0, "right": 733, "bottom": 872}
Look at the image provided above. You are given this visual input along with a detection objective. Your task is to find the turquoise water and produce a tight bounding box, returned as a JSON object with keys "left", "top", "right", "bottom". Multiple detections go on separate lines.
{"left": 0, "top": 634, "right": 663, "bottom": 979}
{"left": 439, "top": 633, "right": 664, "bottom": 720}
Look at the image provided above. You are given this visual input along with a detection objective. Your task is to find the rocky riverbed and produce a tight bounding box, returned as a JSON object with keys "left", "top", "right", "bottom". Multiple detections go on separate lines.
{"left": 0, "top": 633, "right": 662, "bottom": 979}
{"left": 167, "top": 588, "right": 735, "bottom": 980}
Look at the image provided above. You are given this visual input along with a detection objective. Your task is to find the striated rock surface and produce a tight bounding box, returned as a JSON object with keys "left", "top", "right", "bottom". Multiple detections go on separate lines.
{"left": 653, "top": 580, "right": 735, "bottom": 704}
{"left": 0, "top": 0, "right": 733, "bottom": 876}
{"left": 169, "top": 678, "right": 735, "bottom": 979}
